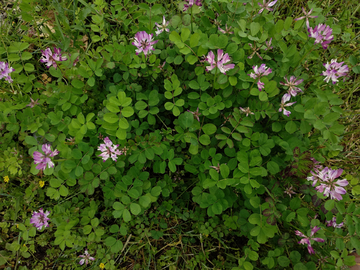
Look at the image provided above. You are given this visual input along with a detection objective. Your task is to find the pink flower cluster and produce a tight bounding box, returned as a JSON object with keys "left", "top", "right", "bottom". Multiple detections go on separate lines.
{"left": 155, "top": 16, "right": 170, "bottom": 36}
{"left": 308, "top": 24, "right": 333, "bottom": 49}
{"left": 326, "top": 217, "right": 344, "bottom": 228}
{"left": 132, "top": 31, "right": 158, "bottom": 57}
{"left": 248, "top": 64, "right": 272, "bottom": 91}
{"left": 79, "top": 249, "right": 95, "bottom": 265}
{"left": 295, "top": 226, "right": 325, "bottom": 254}
{"left": 33, "top": 144, "right": 59, "bottom": 170}
{"left": 183, "top": 0, "right": 202, "bottom": 12}
{"left": 205, "top": 49, "right": 235, "bottom": 74}
{"left": 30, "top": 208, "right": 51, "bottom": 230}
{"left": 40, "top": 47, "right": 67, "bottom": 69}
{"left": 279, "top": 93, "right": 296, "bottom": 117}
{"left": 0, "top": 61, "right": 15, "bottom": 83}
{"left": 98, "top": 137, "right": 123, "bottom": 162}
{"left": 258, "top": 0, "right": 277, "bottom": 14}
{"left": 294, "top": 7, "right": 318, "bottom": 28}
{"left": 307, "top": 167, "right": 349, "bottom": 201}
{"left": 322, "top": 59, "right": 349, "bottom": 84}
{"left": 280, "top": 76, "right": 303, "bottom": 97}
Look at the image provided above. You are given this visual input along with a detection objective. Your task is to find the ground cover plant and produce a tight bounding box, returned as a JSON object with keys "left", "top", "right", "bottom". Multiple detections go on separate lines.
{"left": 1, "top": 0, "right": 360, "bottom": 269}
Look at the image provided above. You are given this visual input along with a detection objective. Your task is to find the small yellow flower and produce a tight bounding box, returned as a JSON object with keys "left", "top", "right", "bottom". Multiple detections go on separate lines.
{"left": 4, "top": 176, "right": 9, "bottom": 183}
{"left": 99, "top": 263, "right": 105, "bottom": 269}
{"left": 39, "top": 181, "right": 45, "bottom": 188}
{"left": 16, "top": 224, "right": 19, "bottom": 228}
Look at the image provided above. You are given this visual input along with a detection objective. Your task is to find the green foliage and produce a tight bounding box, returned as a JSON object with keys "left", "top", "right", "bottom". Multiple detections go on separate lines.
{"left": 0, "top": 0, "right": 358, "bottom": 268}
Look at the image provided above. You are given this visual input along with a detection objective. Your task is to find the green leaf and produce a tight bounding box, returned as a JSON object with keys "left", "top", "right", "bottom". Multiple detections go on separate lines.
{"left": 202, "top": 123, "right": 217, "bottom": 135}
{"left": 267, "top": 161, "right": 279, "bottom": 175}
{"left": 220, "top": 164, "right": 229, "bottom": 178}
{"left": 278, "top": 256, "right": 290, "bottom": 267}
{"left": 324, "top": 200, "right": 335, "bottom": 211}
{"left": 169, "top": 31, "right": 184, "bottom": 48}
{"left": 250, "top": 22, "right": 260, "bottom": 36}
{"left": 71, "top": 79, "right": 85, "bottom": 89}
{"left": 179, "top": 111, "right": 194, "bottom": 129}
{"left": 104, "top": 113, "right": 118, "bottom": 124}
{"left": 285, "top": 121, "right": 297, "bottom": 134}
{"left": 181, "top": 28, "right": 190, "bottom": 42}
{"left": 190, "top": 33, "right": 200, "bottom": 47}
{"left": 199, "top": 134, "right": 211, "bottom": 145}
{"left": 122, "top": 106, "right": 134, "bottom": 117}
{"left": 25, "top": 136, "right": 37, "bottom": 145}
{"left": 130, "top": 203, "right": 141, "bottom": 215}
{"left": 123, "top": 209, "right": 131, "bottom": 222}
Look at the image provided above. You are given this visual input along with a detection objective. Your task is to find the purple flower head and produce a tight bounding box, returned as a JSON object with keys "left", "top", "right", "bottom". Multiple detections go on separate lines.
{"left": 79, "top": 249, "right": 95, "bottom": 265}
{"left": 132, "top": 31, "right": 158, "bottom": 57}
{"left": 295, "top": 226, "right": 325, "bottom": 254}
{"left": 326, "top": 217, "right": 344, "bottom": 228}
{"left": 98, "top": 137, "right": 123, "bottom": 162}
{"left": 248, "top": 64, "right": 272, "bottom": 91}
{"left": 0, "top": 61, "right": 15, "bottom": 83}
{"left": 155, "top": 16, "right": 170, "bottom": 36}
{"left": 294, "top": 7, "right": 318, "bottom": 28}
{"left": 40, "top": 47, "right": 67, "bottom": 69}
{"left": 308, "top": 24, "right": 333, "bottom": 49}
{"left": 314, "top": 167, "right": 349, "bottom": 201}
{"left": 280, "top": 76, "right": 304, "bottom": 97}
{"left": 183, "top": 0, "right": 202, "bottom": 12}
{"left": 218, "top": 24, "right": 234, "bottom": 35}
{"left": 278, "top": 93, "right": 296, "bottom": 117}
{"left": 248, "top": 42, "right": 263, "bottom": 60}
{"left": 188, "top": 107, "right": 201, "bottom": 122}
{"left": 205, "top": 49, "right": 235, "bottom": 74}
{"left": 33, "top": 144, "right": 59, "bottom": 170}
{"left": 27, "top": 98, "right": 40, "bottom": 108}
{"left": 322, "top": 59, "right": 349, "bottom": 84}
{"left": 307, "top": 161, "right": 325, "bottom": 187}
{"left": 239, "top": 107, "right": 254, "bottom": 117}
{"left": 284, "top": 185, "right": 296, "bottom": 197}
{"left": 258, "top": 0, "right": 277, "bottom": 14}
{"left": 264, "top": 38, "right": 273, "bottom": 51}
{"left": 30, "top": 208, "right": 51, "bottom": 230}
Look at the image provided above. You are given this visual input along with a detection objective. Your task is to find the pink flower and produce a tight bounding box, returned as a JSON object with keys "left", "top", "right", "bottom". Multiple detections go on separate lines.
{"left": 33, "top": 144, "right": 59, "bottom": 170}
{"left": 322, "top": 59, "right": 349, "bottom": 84}
{"left": 264, "top": 38, "right": 273, "bottom": 51}
{"left": 306, "top": 161, "right": 325, "bottom": 187}
{"left": 314, "top": 167, "right": 349, "bottom": 201}
{"left": 132, "top": 31, "right": 158, "bottom": 57}
{"left": 294, "top": 7, "right": 318, "bottom": 28}
{"left": 188, "top": 107, "right": 201, "bottom": 122}
{"left": 280, "top": 76, "right": 304, "bottom": 97}
{"left": 27, "top": 98, "right": 40, "bottom": 108}
{"left": 239, "top": 107, "right": 254, "bottom": 117}
{"left": 183, "top": 0, "right": 202, "bottom": 12}
{"left": 248, "top": 42, "right": 263, "bottom": 60}
{"left": 218, "top": 25, "right": 234, "bottom": 34}
{"left": 0, "top": 61, "right": 15, "bottom": 83}
{"left": 30, "top": 208, "right": 51, "bottom": 230}
{"left": 284, "top": 185, "right": 296, "bottom": 197}
{"left": 326, "top": 217, "right": 344, "bottom": 228}
{"left": 295, "top": 226, "right": 325, "bottom": 254}
{"left": 308, "top": 24, "right": 333, "bottom": 49}
{"left": 40, "top": 47, "right": 67, "bottom": 69}
{"left": 248, "top": 64, "right": 272, "bottom": 91}
{"left": 79, "top": 249, "right": 95, "bottom": 265}
{"left": 258, "top": 0, "right": 277, "bottom": 14}
{"left": 155, "top": 16, "right": 170, "bottom": 36}
{"left": 278, "top": 93, "right": 296, "bottom": 117}
{"left": 205, "top": 49, "right": 235, "bottom": 74}
{"left": 98, "top": 137, "right": 123, "bottom": 162}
